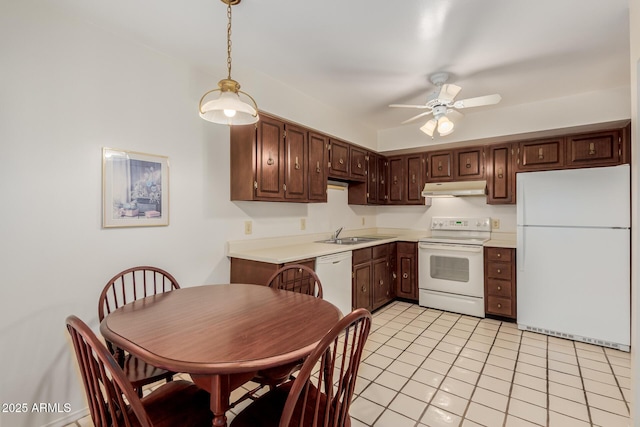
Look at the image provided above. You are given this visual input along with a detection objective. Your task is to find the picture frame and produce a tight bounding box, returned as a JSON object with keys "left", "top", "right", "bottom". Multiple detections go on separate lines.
{"left": 102, "top": 148, "right": 169, "bottom": 228}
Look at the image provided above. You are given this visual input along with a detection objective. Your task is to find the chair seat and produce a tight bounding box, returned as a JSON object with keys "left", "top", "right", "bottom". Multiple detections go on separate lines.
{"left": 230, "top": 381, "right": 349, "bottom": 427}
{"left": 123, "top": 353, "right": 174, "bottom": 390}
{"left": 128, "top": 380, "right": 212, "bottom": 427}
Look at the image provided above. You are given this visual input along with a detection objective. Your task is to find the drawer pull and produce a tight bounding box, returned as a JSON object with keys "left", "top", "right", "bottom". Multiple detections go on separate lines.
{"left": 316, "top": 161, "right": 321, "bottom": 173}
{"left": 538, "top": 148, "right": 544, "bottom": 160}
{"left": 361, "top": 286, "right": 366, "bottom": 293}
{"left": 438, "top": 161, "right": 443, "bottom": 171}
{"left": 402, "top": 273, "right": 408, "bottom": 279}
{"left": 339, "top": 158, "right": 344, "bottom": 165}
{"left": 497, "top": 303, "right": 502, "bottom": 308}
{"left": 498, "top": 167, "right": 504, "bottom": 179}
{"left": 295, "top": 156, "right": 300, "bottom": 170}
{"left": 497, "top": 253, "right": 501, "bottom": 258}
{"left": 589, "top": 142, "right": 596, "bottom": 155}
{"left": 497, "top": 285, "right": 502, "bottom": 291}
{"left": 379, "top": 280, "right": 384, "bottom": 285}
{"left": 465, "top": 159, "right": 471, "bottom": 169}
{"left": 412, "top": 174, "right": 416, "bottom": 183}
{"left": 267, "top": 151, "right": 275, "bottom": 166}
{"left": 497, "top": 269, "right": 501, "bottom": 274}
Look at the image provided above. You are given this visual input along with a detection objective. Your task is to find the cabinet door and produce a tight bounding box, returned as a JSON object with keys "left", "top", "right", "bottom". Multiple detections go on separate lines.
{"left": 255, "top": 116, "right": 285, "bottom": 199}
{"left": 454, "top": 147, "right": 485, "bottom": 180}
{"left": 353, "top": 263, "right": 371, "bottom": 310}
{"left": 516, "top": 138, "right": 564, "bottom": 171}
{"left": 328, "top": 139, "right": 349, "bottom": 178}
{"left": 284, "top": 125, "right": 307, "bottom": 201}
{"left": 486, "top": 144, "right": 514, "bottom": 204}
{"left": 350, "top": 146, "right": 367, "bottom": 181}
{"left": 372, "top": 257, "right": 390, "bottom": 308}
{"left": 367, "top": 153, "right": 378, "bottom": 203}
{"left": 308, "top": 132, "right": 328, "bottom": 202}
{"left": 406, "top": 154, "right": 425, "bottom": 204}
{"left": 565, "top": 130, "right": 621, "bottom": 168}
{"left": 378, "top": 156, "right": 388, "bottom": 203}
{"left": 388, "top": 156, "right": 404, "bottom": 203}
{"left": 396, "top": 242, "right": 417, "bottom": 300}
{"left": 427, "top": 151, "right": 452, "bottom": 182}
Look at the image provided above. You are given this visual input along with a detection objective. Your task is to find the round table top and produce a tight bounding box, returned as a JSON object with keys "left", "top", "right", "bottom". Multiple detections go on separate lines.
{"left": 100, "top": 284, "right": 342, "bottom": 375}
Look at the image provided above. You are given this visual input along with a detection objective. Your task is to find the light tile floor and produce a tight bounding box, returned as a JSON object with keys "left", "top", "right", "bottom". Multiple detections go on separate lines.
{"left": 66, "top": 301, "right": 631, "bottom": 427}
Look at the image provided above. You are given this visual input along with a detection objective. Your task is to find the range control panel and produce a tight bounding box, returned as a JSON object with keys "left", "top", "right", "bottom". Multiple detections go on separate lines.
{"left": 431, "top": 217, "right": 491, "bottom": 232}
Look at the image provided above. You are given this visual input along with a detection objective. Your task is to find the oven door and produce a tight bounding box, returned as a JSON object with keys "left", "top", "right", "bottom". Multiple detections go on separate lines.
{"left": 418, "top": 242, "right": 484, "bottom": 297}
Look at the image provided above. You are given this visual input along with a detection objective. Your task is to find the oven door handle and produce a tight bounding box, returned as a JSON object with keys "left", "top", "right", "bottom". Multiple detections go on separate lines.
{"left": 419, "top": 243, "right": 483, "bottom": 253}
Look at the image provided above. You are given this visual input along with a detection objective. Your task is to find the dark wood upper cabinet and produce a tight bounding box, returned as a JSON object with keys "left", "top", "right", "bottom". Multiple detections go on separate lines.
{"left": 406, "top": 154, "right": 426, "bottom": 204}
{"left": 565, "top": 130, "right": 622, "bottom": 168}
{"left": 426, "top": 151, "right": 453, "bottom": 182}
{"left": 349, "top": 146, "right": 367, "bottom": 181}
{"left": 454, "top": 147, "right": 485, "bottom": 180}
{"left": 486, "top": 143, "right": 514, "bottom": 205}
{"left": 378, "top": 156, "right": 388, "bottom": 203}
{"left": 255, "top": 115, "right": 285, "bottom": 199}
{"left": 328, "top": 139, "right": 349, "bottom": 178}
{"left": 308, "top": 132, "right": 328, "bottom": 202}
{"left": 283, "top": 124, "right": 307, "bottom": 201}
{"left": 515, "top": 137, "right": 564, "bottom": 171}
{"left": 367, "top": 152, "right": 379, "bottom": 203}
{"left": 387, "top": 156, "right": 405, "bottom": 204}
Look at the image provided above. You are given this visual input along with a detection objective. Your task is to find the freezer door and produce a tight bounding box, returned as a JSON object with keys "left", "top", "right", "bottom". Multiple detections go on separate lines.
{"left": 516, "top": 165, "right": 630, "bottom": 228}
{"left": 517, "top": 226, "right": 630, "bottom": 347}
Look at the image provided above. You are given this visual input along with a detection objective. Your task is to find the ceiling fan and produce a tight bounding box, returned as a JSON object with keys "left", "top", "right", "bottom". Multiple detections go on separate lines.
{"left": 389, "top": 72, "right": 502, "bottom": 137}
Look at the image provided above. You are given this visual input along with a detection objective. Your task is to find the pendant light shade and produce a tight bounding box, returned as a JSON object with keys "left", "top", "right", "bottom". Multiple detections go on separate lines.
{"left": 199, "top": 0, "right": 258, "bottom": 125}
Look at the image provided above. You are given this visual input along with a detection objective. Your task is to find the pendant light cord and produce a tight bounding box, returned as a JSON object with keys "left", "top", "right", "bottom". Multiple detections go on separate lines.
{"left": 226, "top": 2, "right": 233, "bottom": 80}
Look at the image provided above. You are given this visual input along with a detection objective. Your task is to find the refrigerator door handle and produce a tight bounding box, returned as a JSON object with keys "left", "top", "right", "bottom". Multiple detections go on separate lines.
{"left": 517, "top": 226, "right": 525, "bottom": 272}
{"left": 517, "top": 178, "right": 524, "bottom": 225}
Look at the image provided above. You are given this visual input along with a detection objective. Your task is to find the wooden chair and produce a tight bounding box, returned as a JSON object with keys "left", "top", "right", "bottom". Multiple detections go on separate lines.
{"left": 65, "top": 315, "right": 212, "bottom": 427}
{"left": 98, "top": 266, "right": 180, "bottom": 396}
{"left": 229, "top": 308, "right": 372, "bottom": 427}
{"left": 266, "top": 264, "right": 323, "bottom": 298}
{"left": 231, "top": 264, "right": 324, "bottom": 407}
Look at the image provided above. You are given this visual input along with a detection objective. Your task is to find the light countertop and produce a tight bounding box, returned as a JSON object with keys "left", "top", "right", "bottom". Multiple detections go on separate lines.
{"left": 228, "top": 229, "right": 517, "bottom": 264}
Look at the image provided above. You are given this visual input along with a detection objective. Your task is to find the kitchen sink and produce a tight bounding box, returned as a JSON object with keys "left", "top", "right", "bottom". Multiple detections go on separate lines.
{"left": 316, "top": 236, "right": 386, "bottom": 245}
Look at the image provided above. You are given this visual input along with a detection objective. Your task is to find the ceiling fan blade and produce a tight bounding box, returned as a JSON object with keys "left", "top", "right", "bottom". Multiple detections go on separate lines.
{"left": 389, "top": 104, "right": 430, "bottom": 109}
{"left": 453, "top": 94, "right": 502, "bottom": 109}
{"left": 438, "top": 84, "right": 462, "bottom": 102}
{"left": 401, "top": 110, "right": 433, "bottom": 125}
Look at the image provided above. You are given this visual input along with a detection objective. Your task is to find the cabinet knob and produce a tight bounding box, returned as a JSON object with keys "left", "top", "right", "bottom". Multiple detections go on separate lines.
{"left": 295, "top": 156, "right": 300, "bottom": 170}
{"left": 589, "top": 142, "right": 596, "bottom": 155}
{"left": 339, "top": 158, "right": 344, "bottom": 165}
{"left": 361, "top": 286, "right": 366, "bottom": 293}
{"left": 497, "top": 167, "right": 504, "bottom": 179}
{"left": 402, "top": 273, "right": 408, "bottom": 279}
{"left": 497, "top": 285, "right": 502, "bottom": 291}
{"left": 392, "top": 272, "right": 397, "bottom": 279}
{"left": 497, "top": 253, "right": 501, "bottom": 258}
{"left": 497, "top": 269, "right": 501, "bottom": 274}
{"left": 411, "top": 174, "right": 416, "bottom": 183}
{"left": 497, "top": 303, "right": 502, "bottom": 308}
{"left": 438, "top": 161, "right": 443, "bottom": 171}
{"left": 316, "top": 161, "right": 321, "bottom": 173}
{"left": 379, "top": 280, "right": 384, "bottom": 285}
{"left": 357, "top": 162, "right": 362, "bottom": 169}
{"left": 538, "top": 148, "right": 544, "bottom": 160}
{"left": 393, "top": 176, "right": 398, "bottom": 184}
{"left": 466, "top": 160, "right": 471, "bottom": 168}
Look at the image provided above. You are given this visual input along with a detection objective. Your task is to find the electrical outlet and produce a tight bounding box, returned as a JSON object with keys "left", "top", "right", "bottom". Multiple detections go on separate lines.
{"left": 244, "top": 220, "right": 252, "bottom": 235}
{"left": 300, "top": 218, "right": 306, "bottom": 230}
{"left": 492, "top": 218, "right": 500, "bottom": 230}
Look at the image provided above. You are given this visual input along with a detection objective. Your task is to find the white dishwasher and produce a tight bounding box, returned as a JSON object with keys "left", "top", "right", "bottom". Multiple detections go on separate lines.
{"left": 315, "top": 251, "right": 352, "bottom": 316}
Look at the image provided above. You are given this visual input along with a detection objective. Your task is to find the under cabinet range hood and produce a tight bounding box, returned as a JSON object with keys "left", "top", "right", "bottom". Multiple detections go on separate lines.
{"left": 422, "top": 180, "right": 487, "bottom": 197}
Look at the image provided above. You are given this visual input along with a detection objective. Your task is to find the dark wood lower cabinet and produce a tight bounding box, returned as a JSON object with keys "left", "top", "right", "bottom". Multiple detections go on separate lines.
{"left": 352, "top": 244, "right": 394, "bottom": 311}
{"left": 484, "top": 247, "right": 517, "bottom": 319}
{"left": 395, "top": 242, "right": 418, "bottom": 301}
{"left": 230, "top": 258, "right": 315, "bottom": 286}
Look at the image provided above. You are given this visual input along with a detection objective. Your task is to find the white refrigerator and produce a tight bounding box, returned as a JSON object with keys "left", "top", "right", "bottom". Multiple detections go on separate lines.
{"left": 516, "top": 164, "right": 630, "bottom": 351}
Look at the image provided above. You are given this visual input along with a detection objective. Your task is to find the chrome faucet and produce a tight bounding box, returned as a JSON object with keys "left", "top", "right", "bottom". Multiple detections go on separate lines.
{"left": 333, "top": 227, "right": 344, "bottom": 240}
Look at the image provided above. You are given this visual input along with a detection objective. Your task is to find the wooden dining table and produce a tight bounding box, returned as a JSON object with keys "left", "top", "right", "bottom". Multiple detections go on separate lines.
{"left": 100, "top": 283, "right": 342, "bottom": 427}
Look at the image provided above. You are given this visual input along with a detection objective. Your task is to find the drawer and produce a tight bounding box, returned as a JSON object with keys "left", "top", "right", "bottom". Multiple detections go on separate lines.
{"left": 352, "top": 247, "right": 372, "bottom": 265}
{"left": 486, "top": 278, "right": 512, "bottom": 298}
{"left": 372, "top": 244, "right": 388, "bottom": 259}
{"left": 485, "top": 247, "right": 513, "bottom": 262}
{"left": 487, "top": 262, "right": 512, "bottom": 280}
{"left": 486, "top": 296, "right": 513, "bottom": 317}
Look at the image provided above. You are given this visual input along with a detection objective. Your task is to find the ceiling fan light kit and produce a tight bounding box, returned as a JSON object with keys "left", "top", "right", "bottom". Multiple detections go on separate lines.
{"left": 199, "top": 0, "right": 259, "bottom": 126}
{"left": 390, "top": 72, "right": 501, "bottom": 138}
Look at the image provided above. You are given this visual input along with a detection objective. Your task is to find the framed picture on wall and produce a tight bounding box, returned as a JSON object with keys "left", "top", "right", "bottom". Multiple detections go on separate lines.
{"left": 102, "top": 148, "right": 169, "bottom": 228}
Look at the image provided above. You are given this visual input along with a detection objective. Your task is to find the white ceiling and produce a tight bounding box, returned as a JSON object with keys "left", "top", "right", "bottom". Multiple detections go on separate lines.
{"left": 50, "top": 0, "right": 630, "bottom": 132}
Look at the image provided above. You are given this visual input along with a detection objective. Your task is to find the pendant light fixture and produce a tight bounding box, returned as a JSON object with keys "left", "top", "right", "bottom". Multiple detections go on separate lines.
{"left": 199, "top": 0, "right": 259, "bottom": 125}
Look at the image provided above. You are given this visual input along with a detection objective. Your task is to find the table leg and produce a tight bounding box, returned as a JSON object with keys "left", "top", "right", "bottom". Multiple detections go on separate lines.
{"left": 210, "top": 375, "right": 229, "bottom": 427}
